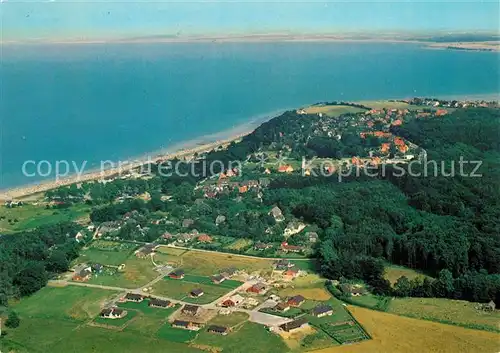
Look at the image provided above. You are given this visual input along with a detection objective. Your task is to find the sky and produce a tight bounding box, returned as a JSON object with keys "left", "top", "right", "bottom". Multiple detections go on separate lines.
{"left": 1, "top": 0, "right": 499, "bottom": 42}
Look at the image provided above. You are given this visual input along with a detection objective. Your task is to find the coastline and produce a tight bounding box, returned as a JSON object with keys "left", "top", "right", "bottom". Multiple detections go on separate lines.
{"left": 0, "top": 109, "right": 285, "bottom": 201}
{"left": 1, "top": 93, "right": 498, "bottom": 201}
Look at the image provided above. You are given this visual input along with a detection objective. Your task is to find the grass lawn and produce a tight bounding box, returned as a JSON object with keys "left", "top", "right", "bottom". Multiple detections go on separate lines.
{"left": 311, "top": 305, "right": 500, "bottom": 353}
{"left": 157, "top": 246, "right": 189, "bottom": 257}
{"left": 87, "top": 256, "right": 160, "bottom": 288}
{"left": 208, "top": 312, "right": 249, "bottom": 327}
{"left": 260, "top": 307, "right": 303, "bottom": 319}
{"left": 0, "top": 203, "right": 90, "bottom": 233}
{"left": 94, "top": 309, "right": 137, "bottom": 327}
{"left": 384, "top": 264, "right": 429, "bottom": 285}
{"left": 3, "top": 325, "right": 203, "bottom": 353}
{"left": 358, "top": 100, "right": 424, "bottom": 111}
{"left": 194, "top": 322, "right": 289, "bottom": 353}
{"left": 157, "top": 324, "right": 199, "bottom": 343}
{"left": 119, "top": 302, "right": 179, "bottom": 335}
{"left": 388, "top": 297, "right": 500, "bottom": 332}
{"left": 225, "top": 238, "right": 253, "bottom": 250}
{"left": 303, "top": 105, "right": 367, "bottom": 117}
{"left": 289, "top": 259, "right": 319, "bottom": 272}
{"left": 348, "top": 294, "right": 391, "bottom": 311}
{"left": 179, "top": 250, "right": 273, "bottom": 276}
{"left": 153, "top": 277, "right": 231, "bottom": 304}
{"left": 77, "top": 246, "right": 135, "bottom": 266}
{"left": 181, "top": 274, "right": 243, "bottom": 289}
{"left": 10, "top": 285, "right": 116, "bottom": 322}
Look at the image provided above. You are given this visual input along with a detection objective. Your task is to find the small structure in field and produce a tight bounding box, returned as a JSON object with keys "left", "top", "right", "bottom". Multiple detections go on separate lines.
{"left": 207, "top": 325, "right": 231, "bottom": 335}
{"left": 100, "top": 307, "right": 127, "bottom": 319}
{"left": 169, "top": 269, "right": 185, "bottom": 279}
{"left": 149, "top": 298, "right": 173, "bottom": 309}
{"left": 181, "top": 304, "right": 201, "bottom": 316}
{"left": 312, "top": 304, "right": 333, "bottom": 318}
{"left": 124, "top": 293, "right": 144, "bottom": 302}
{"left": 190, "top": 288, "right": 204, "bottom": 298}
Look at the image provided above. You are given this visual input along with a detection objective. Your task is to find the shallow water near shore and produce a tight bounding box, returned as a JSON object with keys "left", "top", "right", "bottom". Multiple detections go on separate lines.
{"left": 1, "top": 42, "right": 499, "bottom": 189}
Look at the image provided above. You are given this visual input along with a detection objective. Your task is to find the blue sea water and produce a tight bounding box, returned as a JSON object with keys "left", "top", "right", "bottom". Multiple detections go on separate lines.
{"left": 1, "top": 42, "right": 499, "bottom": 189}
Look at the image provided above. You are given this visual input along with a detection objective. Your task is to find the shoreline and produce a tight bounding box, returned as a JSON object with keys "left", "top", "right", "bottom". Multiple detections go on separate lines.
{"left": 1, "top": 94, "right": 498, "bottom": 201}
{"left": 0, "top": 109, "right": 286, "bottom": 201}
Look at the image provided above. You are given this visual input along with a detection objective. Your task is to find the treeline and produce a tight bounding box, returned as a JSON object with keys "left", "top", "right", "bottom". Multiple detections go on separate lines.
{"left": 0, "top": 222, "right": 82, "bottom": 306}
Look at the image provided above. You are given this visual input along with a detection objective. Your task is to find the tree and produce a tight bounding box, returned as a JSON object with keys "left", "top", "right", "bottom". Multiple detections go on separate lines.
{"left": 5, "top": 311, "right": 20, "bottom": 328}
{"left": 433, "top": 269, "right": 455, "bottom": 298}
{"left": 14, "top": 264, "right": 48, "bottom": 296}
{"left": 46, "top": 250, "right": 70, "bottom": 273}
{"left": 394, "top": 276, "right": 412, "bottom": 297}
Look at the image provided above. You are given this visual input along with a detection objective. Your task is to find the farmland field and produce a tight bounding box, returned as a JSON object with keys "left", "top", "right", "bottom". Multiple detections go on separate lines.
{"left": 193, "top": 322, "right": 289, "bottom": 353}
{"left": 387, "top": 297, "right": 500, "bottom": 332}
{"left": 313, "top": 306, "right": 500, "bottom": 353}
{"left": 225, "top": 238, "right": 253, "bottom": 250}
{"left": 179, "top": 250, "right": 273, "bottom": 276}
{"left": 157, "top": 324, "right": 199, "bottom": 343}
{"left": 152, "top": 277, "right": 232, "bottom": 304}
{"left": 0, "top": 203, "right": 90, "bottom": 233}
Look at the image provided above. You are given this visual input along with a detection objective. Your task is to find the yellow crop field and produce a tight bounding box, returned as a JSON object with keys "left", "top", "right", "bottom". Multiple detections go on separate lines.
{"left": 278, "top": 287, "right": 332, "bottom": 301}
{"left": 315, "top": 306, "right": 500, "bottom": 353}
{"left": 179, "top": 250, "right": 273, "bottom": 276}
{"left": 388, "top": 297, "right": 500, "bottom": 332}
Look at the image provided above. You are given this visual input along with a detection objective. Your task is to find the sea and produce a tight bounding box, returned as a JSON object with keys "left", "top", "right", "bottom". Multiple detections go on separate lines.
{"left": 1, "top": 42, "right": 499, "bottom": 189}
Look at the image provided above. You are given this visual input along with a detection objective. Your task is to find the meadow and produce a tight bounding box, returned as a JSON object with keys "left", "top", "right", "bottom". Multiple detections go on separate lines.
{"left": 383, "top": 265, "right": 429, "bottom": 285}
{"left": 313, "top": 306, "right": 500, "bottom": 353}
{"left": 193, "top": 322, "right": 289, "bottom": 353}
{"left": 0, "top": 203, "right": 90, "bottom": 233}
{"left": 303, "top": 105, "right": 367, "bottom": 117}
{"left": 387, "top": 297, "right": 500, "bottom": 332}
{"left": 179, "top": 250, "right": 274, "bottom": 276}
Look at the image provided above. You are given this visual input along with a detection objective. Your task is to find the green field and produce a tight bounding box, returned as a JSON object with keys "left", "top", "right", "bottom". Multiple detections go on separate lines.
{"left": 194, "top": 322, "right": 289, "bottom": 353}
{"left": 303, "top": 105, "right": 367, "bottom": 117}
{"left": 208, "top": 312, "right": 249, "bottom": 327}
{"left": 157, "top": 324, "right": 199, "bottom": 343}
{"left": 181, "top": 274, "right": 243, "bottom": 289}
{"left": 77, "top": 243, "right": 137, "bottom": 266}
{"left": 347, "top": 294, "right": 391, "bottom": 311}
{"left": 152, "top": 276, "right": 234, "bottom": 304}
{"left": 0, "top": 203, "right": 90, "bottom": 233}
{"left": 384, "top": 264, "right": 429, "bottom": 285}
{"left": 10, "top": 285, "right": 116, "bottom": 322}
{"left": 388, "top": 297, "right": 500, "bottom": 332}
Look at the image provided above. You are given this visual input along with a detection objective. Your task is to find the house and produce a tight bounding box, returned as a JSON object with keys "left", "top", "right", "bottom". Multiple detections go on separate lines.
{"left": 287, "top": 295, "right": 305, "bottom": 307}
{"left": 281, "top": 242, "right": 303, "bottom": 253}
{"left": 220, "top": 267, "right": 238, "bottom": 278}
{"left": 149, "top": 298, "right": 173, "bottom": 308}
{"left": 279, "top": 318, "right": 308, "bottom": 332}
{"left": 172, "top": 320, "right": 201, "bottom": 331}
{"left": 197, "top": 234, "right": 213, "bottom": 243}
{"left": 380, "top": 143, "right": 391, "bottom": 153}
{"left": 162, "top": 232, "right": 174, "bottom": 240}
{"left": 124, "top": 293, "right": 144, "bottom": 302}
{"left": 207, "top": 325, "right": 231, "bottom": 335}
{"left": 278, "top": 165, "right": 294, "bottom": 173}
{"left": 134, "top": 243, "right": 159, "bottom": 258}
{"left": 283, "top": 268, "right": 299, "bottom": 280}
{"left": 275, "top": 302, "right": 290, "bottom": 312}
{"left": 222, "top": 294, "right": 244, "bottom": 307}
{"left": 238, "top": 185, "right": 248, "bottom": 193}
{"left": 306, "top": 231, "right": 319, "bottom": 243}
{"left": 215, "top": 215, "right": 226, "bottom": 225}
{"left": 284, "top": 221, "right": 306, "bottom": 237}
{"left": 190, "top": 288, "right": 204, "bottom": 298}
{"left": 74, "top": 231, "right": 85, "bottom": 243}
{"left": 182, "top": 219, "right": 195, "bottom": 228}
{"left": 274, "top": 259, "right": 293, "bottom": 271}
{"left": 181, "top": 304, "right": 201, "bottom": 316}
{"left": 100, "top": 307, "right": 127, "bottom": 319}
{"left": 264, "top": 168, "right": 272, "bottom": 174}
{"left": 269, "top": 206, "right": 285, "bottom": 222}
{"left": 211, "top": 274, "right": 226, "bottom": 284}
{"left": 254, "top": 242, "right": 272, "bottom": 251}
{"left": 73, "top": 264, "right": 92, "bottom": 282}
{"left": 435, "top": 109, "right": 448, "bottom": 116}
{"left": 312, "top": 304, "right": 333, "bottom": 318}
{"left": 169, "top": 269, "right": 185, "bottom": 279}
{"left": 483, "top": 300, "right": 496, "bottom": 311}
{"left": 340, "top": 284, "right": 366, "bottom": 297}
{"left": 246, "top": 282, "right": 267, "bottom": 295}
{"left": 92, "top": 263, "right": 104, "bottom": 273}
